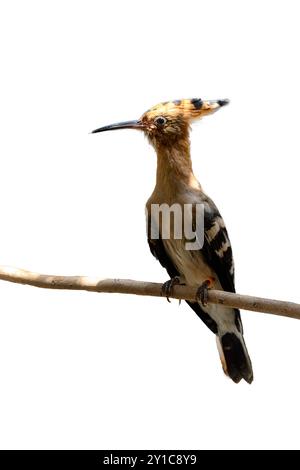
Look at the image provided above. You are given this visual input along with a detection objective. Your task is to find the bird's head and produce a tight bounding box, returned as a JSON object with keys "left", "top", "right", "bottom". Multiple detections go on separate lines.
{"left": 91, "top": 98, "right": 229, "bottom": 148}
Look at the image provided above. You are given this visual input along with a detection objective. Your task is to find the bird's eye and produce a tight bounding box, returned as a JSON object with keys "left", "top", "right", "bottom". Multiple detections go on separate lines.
{"left": 154, "top": 116, "right": 167, "bottom": 126}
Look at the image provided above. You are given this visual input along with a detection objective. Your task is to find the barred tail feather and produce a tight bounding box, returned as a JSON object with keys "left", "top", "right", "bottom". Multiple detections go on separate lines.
{"left": 216, "top": 333, "right": 253, "bottom": 384}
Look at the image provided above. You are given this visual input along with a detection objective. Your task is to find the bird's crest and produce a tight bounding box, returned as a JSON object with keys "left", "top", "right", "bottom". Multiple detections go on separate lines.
{"left": 144, "top": 98, "right": 229, "bottom": 121}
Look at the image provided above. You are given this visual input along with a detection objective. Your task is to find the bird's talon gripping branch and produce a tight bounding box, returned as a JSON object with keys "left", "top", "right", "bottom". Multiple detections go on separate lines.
{"left": 196, "top": 280, "right": 212, "bottom": 307}
{"left": 161, "top": 276, "right": 181, "bottom": 302}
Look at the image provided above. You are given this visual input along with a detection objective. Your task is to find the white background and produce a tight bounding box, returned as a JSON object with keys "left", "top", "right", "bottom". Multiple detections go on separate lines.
{"left": 0, "top": 0, "right": 299, "bottom": 450}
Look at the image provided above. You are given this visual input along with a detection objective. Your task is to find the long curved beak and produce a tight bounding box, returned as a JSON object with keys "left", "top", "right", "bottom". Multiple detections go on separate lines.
{"left": 91, "top": 120, "right": 143, "bottom": 134}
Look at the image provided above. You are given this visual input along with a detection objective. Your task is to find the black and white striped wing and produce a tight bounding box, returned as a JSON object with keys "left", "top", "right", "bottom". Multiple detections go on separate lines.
{"left": 201, "top": 197, "right": 236, "bottom": 294}
{"left": 199, "top": 197, "right": 243, "bottom": 333}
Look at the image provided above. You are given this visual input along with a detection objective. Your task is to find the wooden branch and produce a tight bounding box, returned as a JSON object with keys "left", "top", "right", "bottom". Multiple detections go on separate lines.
{"left": 0, "top": 265, "right": 300, "bottom": 320}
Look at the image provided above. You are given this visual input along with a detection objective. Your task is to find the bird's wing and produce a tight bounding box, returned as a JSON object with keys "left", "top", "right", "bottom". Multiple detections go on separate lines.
{"left": 200, "top": 196, "right": 235, "bottom": 294}
{"left": 198, "top": 195, "right": 243, "bottom": 333}
{"left": 147, "top": 216, "right": 179, "bottom": 279}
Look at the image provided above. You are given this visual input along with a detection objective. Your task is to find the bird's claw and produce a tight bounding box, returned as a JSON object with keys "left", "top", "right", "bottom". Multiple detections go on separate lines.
{"left": 196, "top": 280, "right": 212, "bottom": 307}
{"left": 161, "top": 276, "right": 181, "bottom": 302}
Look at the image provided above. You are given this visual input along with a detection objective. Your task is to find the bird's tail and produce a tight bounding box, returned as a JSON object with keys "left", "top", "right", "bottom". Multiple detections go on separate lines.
{"left": 216, "top": 332, "right": 253, "bottom": 384}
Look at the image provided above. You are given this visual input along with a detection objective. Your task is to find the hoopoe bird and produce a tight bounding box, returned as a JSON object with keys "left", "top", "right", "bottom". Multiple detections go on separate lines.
{"left": 92, "top": 98, "right": 253, "bottom": 384}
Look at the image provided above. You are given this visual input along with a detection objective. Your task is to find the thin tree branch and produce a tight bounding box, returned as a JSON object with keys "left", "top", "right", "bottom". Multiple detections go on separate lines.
{"left": 0, "top": 265, "right": 299, "bottom": 320}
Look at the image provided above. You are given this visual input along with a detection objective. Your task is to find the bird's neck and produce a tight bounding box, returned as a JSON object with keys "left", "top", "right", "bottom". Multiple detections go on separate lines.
{"left": 154, "top": 139, "right": 200, "bottom": 197}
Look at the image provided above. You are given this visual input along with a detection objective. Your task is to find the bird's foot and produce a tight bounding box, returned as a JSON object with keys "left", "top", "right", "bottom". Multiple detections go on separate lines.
{"left": 161, "top": 276, "right": 182, "bottom": 303}
{"left": 195, "top": 279, "right": 213, "bottom": 307}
